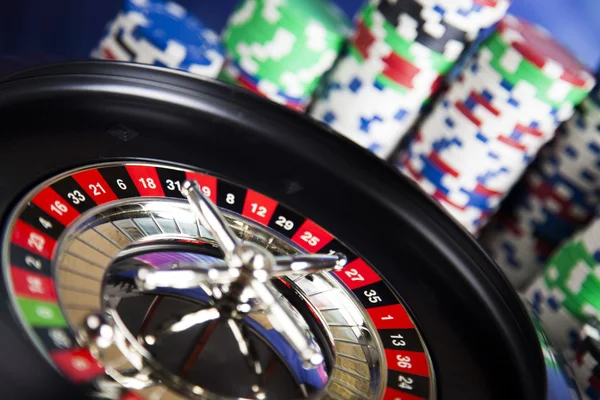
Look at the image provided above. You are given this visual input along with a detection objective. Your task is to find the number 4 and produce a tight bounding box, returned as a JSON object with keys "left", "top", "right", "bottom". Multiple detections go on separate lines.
{"left": 38, "top": 217, "right": 53, "bottom": 230}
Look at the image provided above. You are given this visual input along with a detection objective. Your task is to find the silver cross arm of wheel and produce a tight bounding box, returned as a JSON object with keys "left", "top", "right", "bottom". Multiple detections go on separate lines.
{"left": 181, "top": 180, "right": 238, "bottom": 255}
{"left": 136, "top": 252, "right": 347, "bottom": 291}
{"left": 177, "top": 180, "right": 339, "bottom": 368}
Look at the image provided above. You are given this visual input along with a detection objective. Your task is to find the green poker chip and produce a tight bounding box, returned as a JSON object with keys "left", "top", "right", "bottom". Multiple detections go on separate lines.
{"left": 222, "top": 0, "right": 350, "bottom": 99}
{"left": 543, "top": 240, "right": 600, "bottom": 323}
{"left": 482, "top": 33, "right": 591, "bottom": 108}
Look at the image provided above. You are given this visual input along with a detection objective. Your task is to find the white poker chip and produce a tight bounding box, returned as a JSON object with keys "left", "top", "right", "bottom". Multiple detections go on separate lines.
{"left": 309, "top": 52, "right": 425, "bottom": 158}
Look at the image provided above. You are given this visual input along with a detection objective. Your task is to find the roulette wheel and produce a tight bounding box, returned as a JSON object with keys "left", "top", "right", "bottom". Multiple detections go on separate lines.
{"left": 0, "top": 61, "right": 545, "bottom": 399}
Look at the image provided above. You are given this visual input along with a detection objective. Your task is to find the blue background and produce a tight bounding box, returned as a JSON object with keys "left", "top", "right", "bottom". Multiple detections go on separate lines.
{"left": 0, "top": 0, "right": 598, "bottom": 69}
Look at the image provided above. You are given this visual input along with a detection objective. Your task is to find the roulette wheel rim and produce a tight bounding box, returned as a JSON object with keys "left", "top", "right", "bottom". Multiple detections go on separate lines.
{"left": 0, "top": 62, "right": 544, "bottom": 399}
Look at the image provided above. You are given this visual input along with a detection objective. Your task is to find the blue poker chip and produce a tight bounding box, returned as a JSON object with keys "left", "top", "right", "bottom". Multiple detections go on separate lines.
{"left": 124, "top": 0, "right": 224, "bottom": 70}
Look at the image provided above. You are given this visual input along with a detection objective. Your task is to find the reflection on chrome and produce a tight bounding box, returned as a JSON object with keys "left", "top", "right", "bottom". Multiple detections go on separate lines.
{"left": 48, "top": 192, "right": 385, "bottom": 399}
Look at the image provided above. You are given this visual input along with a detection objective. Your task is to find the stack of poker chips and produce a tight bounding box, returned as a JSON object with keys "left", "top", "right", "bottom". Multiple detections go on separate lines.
{"left": 309, "top": 0, "right": 510, "bottom": 159}
{"left": 571, "top": 321, "right": 600, "bottom": 400}
{"left": 527, "top": 303, "right": 583, "bottom": 400}
{"left": 481, "top": 81, "right": 600, "bottom": 289}
{"left": 396, "top": 14, "right": 595, "bottom": 234}
{"left": 92, "top": 0, "right": 225, "bottom": 78}
{"left": 524, "top": 216, "right": 600, "bottom": 364}
{"left": 220, "top": 0, "right": 350, "bottom": 111}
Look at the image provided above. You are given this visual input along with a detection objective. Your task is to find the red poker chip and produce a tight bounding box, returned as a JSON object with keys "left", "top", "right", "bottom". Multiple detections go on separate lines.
{"left": 475, "top": 0, "right": 500, "bottom": 7}
{"left": 497, "top": 14, "right": 595, "bottom": 89}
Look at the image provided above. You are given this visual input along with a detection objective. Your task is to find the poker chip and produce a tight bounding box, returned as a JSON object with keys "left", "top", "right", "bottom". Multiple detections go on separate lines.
{"left": 221, "top": 0, "right": 350, "bottom": 110}
{"left": 310, "top": 0, "right": 509, "bottom": 159}
{"left": 542, "top": 240, "right": 600, "bottom": 324}
{"left": 524, "top": 275, "right": 582, "bottom": 358}
{"left": 571, "top": 322, "right": 600, "bottom": 400}
{"left": 484, "top": 33, "right": 592, "bottom": 107}
{"left": 526, "top": 300, "right": 584, "bottom": 400}
{"left": 523, "top": 216, "right": 600, "bottom": 377}
{"left": 220, "top": 58, "right": 309, "bottom": 110}
{"left": 309, "top": 51, "right": 423, "bottom": 155}
{"left": 92, "top": 0, "right": 225, "bottom": 78}
{"left": 360, "top": 4, "right": 455, "bottom": 75}
{"left": 412, "top": 0, "right": 511, "bottom": 33}
{"left": 481, "top": 77, "right": 600, "bottom": 288}
{"left": 394, "top": 14, "right": 595, "bottom": 234}
{"left": 376, "top": 0, "right": 473, "bottom": 56}
{"left": 497, "top": 15, "right": 595, "bottom": 91}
